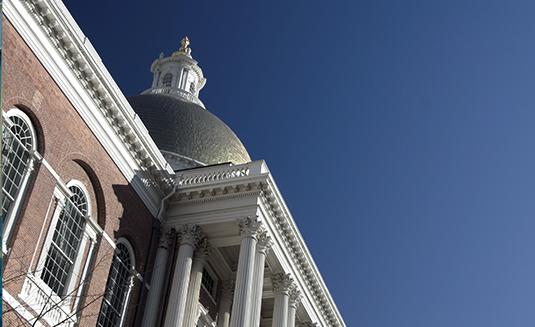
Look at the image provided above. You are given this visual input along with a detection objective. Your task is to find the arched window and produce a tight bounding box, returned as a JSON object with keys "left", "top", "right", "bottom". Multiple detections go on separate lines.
{"left": 97, "top": 240, "right": 135, "bottom": 327}
{"left": 41, "top": 182, "right": 89, "bottom": 296}
{"left": 161, "top": 73, "right": 173, "bottom": 87}
{"left": 2, "top": 108, "right": 37, "bottom": 249}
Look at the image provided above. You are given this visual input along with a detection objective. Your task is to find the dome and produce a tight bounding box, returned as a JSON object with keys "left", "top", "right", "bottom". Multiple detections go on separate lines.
{"left": 128, "top": 93, "right": 251, "bottom": 166}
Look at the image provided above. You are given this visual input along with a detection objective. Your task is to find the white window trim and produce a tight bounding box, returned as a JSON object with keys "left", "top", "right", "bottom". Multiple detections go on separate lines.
{"left": 19, "top": 180, "right": 100, "bottom": 327}
{"left": 98, "top": 237, "right": 136, "bottom": 327}
{"left": 2, "top": 108, "right": 38, "bottom": 254}
{"left": 117, "top": 238, "right": 136, "bottom": 327}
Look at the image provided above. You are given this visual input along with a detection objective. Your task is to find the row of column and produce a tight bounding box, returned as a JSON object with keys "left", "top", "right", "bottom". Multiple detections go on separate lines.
{"left": 229, "top": 217, "right": 302, "bottom": 327}
{"left": 141, "top": 217, "right": 305, "bottom": 327}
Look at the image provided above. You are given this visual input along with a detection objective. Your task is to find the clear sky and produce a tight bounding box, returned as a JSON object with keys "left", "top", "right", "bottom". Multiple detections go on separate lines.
{"left": 64, "top": 1, "right": 535, "bottom": 326}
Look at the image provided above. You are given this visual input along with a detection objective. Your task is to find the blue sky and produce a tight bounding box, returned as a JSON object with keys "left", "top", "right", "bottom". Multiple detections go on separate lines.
{"left": 64, "top": 1, "right": 535, "bottom": 326}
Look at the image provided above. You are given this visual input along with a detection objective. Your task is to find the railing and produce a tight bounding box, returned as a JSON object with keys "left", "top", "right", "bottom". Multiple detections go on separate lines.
{"left": 19, "top": 274, "right": 77, "bottom": 327}
{"left": 176, "top": 161, "right": 268, "bottom": 187}
{"left": 143, "top": 87, "right": 205, "bottom": 108}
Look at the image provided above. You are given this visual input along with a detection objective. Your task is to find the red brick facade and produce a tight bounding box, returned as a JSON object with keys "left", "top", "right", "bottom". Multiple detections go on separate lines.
{"left": 2, "top": 16, "right": 159, "bottom": 326}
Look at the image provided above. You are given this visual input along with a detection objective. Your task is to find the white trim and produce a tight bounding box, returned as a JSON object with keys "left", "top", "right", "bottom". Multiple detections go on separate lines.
{"left": 65, "top": 179, "right": 91, "bottom": 217}
{"left": 2, "top": 108, "right": 38, "bottom": 253}
{"left": 98, "top": 237, "right": 136, "bottom": 327}
{"left": 5, "top": 108, "right": 37, "bottom": 151}
{"left": 24, "top": 180, "right": 97, "bottom": 326}
{"left": 3, "top": 289, "right": 45, "bottom": 327}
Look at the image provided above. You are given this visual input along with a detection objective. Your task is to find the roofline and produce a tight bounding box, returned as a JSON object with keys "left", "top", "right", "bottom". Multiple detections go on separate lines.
{"left": 4, "top": 0, "right": 175, "bottom": 216}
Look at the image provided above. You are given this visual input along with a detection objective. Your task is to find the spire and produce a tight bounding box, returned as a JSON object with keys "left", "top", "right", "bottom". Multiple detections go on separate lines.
{"left": 143, "top": 36, "right": 207, "bottom": 108}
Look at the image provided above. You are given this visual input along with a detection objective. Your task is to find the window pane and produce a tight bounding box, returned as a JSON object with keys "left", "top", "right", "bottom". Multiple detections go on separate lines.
{"left": 41, "top": 185, "right": 88, "bottom": 297}
{"left": 1, "top": 115, "right": 33, "bottom": 217}
{"left": 97, "top": 243, "right": 132, "bottom": 327}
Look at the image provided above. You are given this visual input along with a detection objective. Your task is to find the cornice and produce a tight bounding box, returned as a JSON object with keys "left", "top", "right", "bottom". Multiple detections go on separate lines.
{"left": 4, "top": 0, "right": 175, "bottom": 216}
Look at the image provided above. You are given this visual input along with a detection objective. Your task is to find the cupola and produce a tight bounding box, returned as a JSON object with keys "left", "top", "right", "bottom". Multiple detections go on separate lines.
{"left": 142, "top": 36, "right": 207, "bottom": 108}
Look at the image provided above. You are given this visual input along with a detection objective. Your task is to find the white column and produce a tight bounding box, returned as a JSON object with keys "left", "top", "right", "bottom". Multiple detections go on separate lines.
{"left": 229, "top": 216, "right": 263, "bottom": 327}
{"left": 164, "top": 224, "right": 203, "bottom": 327}
{"left": 182, "top": 239, "right": 210, "bottom": 327}
{"left": 142, "top": 228, "right": 175, "bottom": 327}
{"left": 287, "top": 287, "right": 301, "bottom": 327}
{"left": 216, "top": 280, "right": 234, "bottom": 327}
{"left": 250, "top": 231, "right": 272, "bottom": 327}
{"left": 271, "top": 273, "right": 294, "bottom": 327}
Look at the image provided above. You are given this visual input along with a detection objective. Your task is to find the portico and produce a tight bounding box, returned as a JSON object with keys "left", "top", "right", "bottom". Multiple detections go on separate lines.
{"left": 141, "top": 160, "right": 343, "bottom": 327}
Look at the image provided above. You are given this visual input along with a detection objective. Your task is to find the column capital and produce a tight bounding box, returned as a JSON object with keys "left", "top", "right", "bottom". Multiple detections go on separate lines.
{"left": 177, "top": 224, "right": 203, "bottom": 247}
{"left": 238, "top": 216, "right": 263, "bottom": 239}
{"left": 289, "top": 286, "right": 302, "bottom": 308}
{"left": 158, "top": 227, "right": 176, "bottom": 249}
{"left": 271, "top": 273, "right": 294, "bottom": 295}
{"left": 256, "top": 231, "right": 272, "bottom": 254}
{"left": 194, "top": 238, "right": 210, "bottom": 261}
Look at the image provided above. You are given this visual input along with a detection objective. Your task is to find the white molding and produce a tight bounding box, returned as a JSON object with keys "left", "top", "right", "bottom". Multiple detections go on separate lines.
{"left": 3, "top": 290, "right": 45, "bottom": 327}
{"left": 19, "top": 273, "right": 77, "bottom": 327}
{"left": 2, "top": 109, "right": 39, "bottom": 253}
{"left": 3, "top": 0, "right": 176, "bottom": 217}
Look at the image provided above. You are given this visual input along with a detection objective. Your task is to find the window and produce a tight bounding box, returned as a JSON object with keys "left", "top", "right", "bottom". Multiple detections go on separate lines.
{"left": 19, "top": 180, "right": 99, "bottom": 326}
{"left": 202, "top": 268, "right": 215, "bottom": 296}
{"left": 97, "top": 241, "right": 134, "bottom": 327}
{"left": 41, "top": 184, "right": 88, "bottom": 296}
{"left": 2, "top": 108, "right": 37, "bottom": 250}
{"left": 179, "top": 68, "right": 189, "bottom": 89}
{"left": 162, "top": 73, "right": 173, "bottom": 87}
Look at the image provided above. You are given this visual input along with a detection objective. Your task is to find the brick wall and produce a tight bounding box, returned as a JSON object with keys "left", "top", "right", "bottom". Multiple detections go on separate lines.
{"left": 2, "top": 16, "right": 159, "bottom": 326}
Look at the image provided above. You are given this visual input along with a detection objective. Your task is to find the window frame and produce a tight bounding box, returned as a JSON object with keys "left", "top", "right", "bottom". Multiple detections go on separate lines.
{"left": 96, "top": 237, "right": 136, "bottom": 327}
{"left": 19, "top": 179, "right": 99, "bottom": 326}
{"left": 38, "top": 180, "right": 91, "bottom": 296}
{"left": 2, "top": 108, "right": 38, "bottom": 253}
{"left": 161, "top": 72, "right": 173, "bottom": 87}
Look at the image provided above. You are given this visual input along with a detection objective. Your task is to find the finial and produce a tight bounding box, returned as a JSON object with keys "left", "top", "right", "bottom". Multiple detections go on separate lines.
{"left": 179, "top": 36, "right": 191, "bottom": 55}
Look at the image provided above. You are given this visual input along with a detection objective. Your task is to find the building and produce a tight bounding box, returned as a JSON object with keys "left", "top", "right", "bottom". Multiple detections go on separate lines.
{"left": 1, "top": 0, "right": 346, "bottom": 326}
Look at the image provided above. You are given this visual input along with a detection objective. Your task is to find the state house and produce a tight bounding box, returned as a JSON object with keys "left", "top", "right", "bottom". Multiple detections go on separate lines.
{"left": 1, "top": 0, "right": 346, "bottom": 326}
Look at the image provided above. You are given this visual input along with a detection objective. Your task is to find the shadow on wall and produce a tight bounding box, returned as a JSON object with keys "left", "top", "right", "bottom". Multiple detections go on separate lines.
{"left": 111, "top": 169, "right": 170, "bottom": 327}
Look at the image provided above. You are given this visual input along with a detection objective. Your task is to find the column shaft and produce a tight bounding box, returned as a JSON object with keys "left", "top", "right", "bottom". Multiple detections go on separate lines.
{"left": 250, "top": 232, "right": 272, "bottom": 327}
{"left": 272, "top": 294, "right": 289, "bottom": 327}
{"left": 287, "top": 287, "right": 301, "bottom": 327}
{"left": 164, "top": 225, "right": 202, "bottom": 327}
{"left": 141, "top": 230, "right": 173, "bottom": 327}
{"left": 230, "top": 236, "right": 256, "bottom": 327}
{"left": 229, "top": 217, "right": 262, "bottom": 327}
{"left": 182, "top": 240, "right": 209, "bottom": 327}
{"left": 216, "top": 280, "right": 233, "bottom": 327}
{"left": 271, "top": 273, "right": 294, "bottom": 327}
{"left": 287, "top": 306, "right": 297, "bottom": 327}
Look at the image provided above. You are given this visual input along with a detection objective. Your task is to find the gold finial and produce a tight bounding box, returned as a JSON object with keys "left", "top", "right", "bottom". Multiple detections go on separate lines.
{"left": 179, "top": 36, "right": 191, "bottom": 55}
